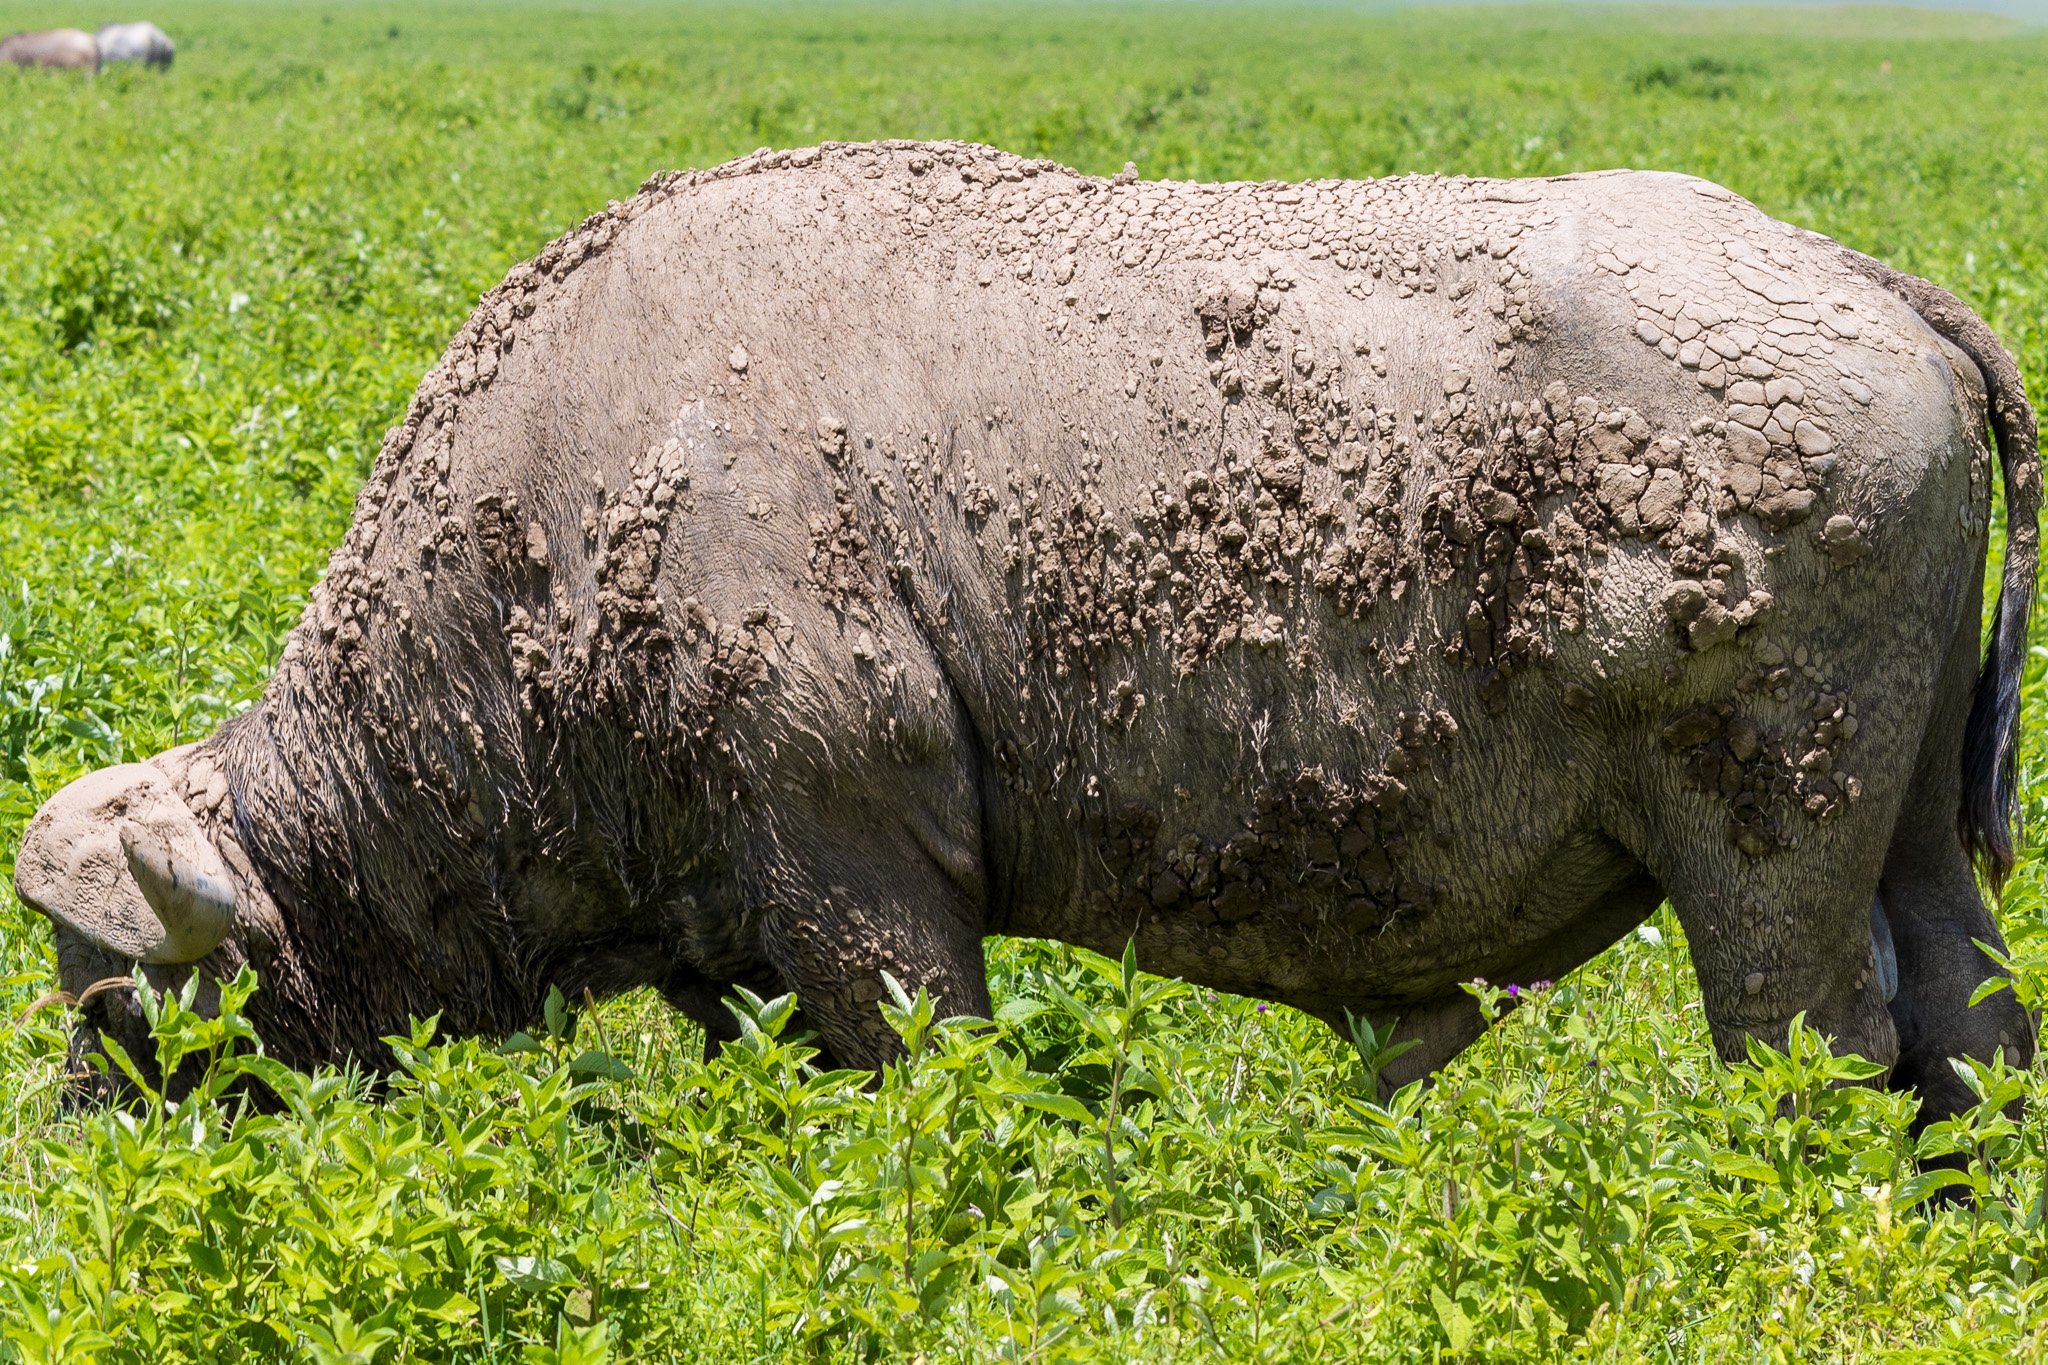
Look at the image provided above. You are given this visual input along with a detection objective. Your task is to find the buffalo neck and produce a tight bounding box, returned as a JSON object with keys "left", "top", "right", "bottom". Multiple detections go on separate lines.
{"left": 213, "top": 671, "right": 538, "bottom": 1069}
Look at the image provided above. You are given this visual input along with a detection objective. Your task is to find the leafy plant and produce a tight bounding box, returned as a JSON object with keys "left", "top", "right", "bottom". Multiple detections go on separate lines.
{"left": 3, "top": 2, "right": 2048, "bottom": 1359}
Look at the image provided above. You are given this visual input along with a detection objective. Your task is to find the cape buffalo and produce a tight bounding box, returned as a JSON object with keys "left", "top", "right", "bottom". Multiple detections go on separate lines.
{"left": 96, "top": 22, "right": 173, "bottom": 69}
{"left": 15, "top": 142, "right": 2039, "bottom": 1127}
{"left": 1, "top": 29, "right": 97, "bottom": 70}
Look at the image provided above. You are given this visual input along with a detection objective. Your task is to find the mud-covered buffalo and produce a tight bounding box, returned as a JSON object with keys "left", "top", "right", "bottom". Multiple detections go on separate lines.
{"left": 16, "top": 141, "right": 2037, "bottom": 1131}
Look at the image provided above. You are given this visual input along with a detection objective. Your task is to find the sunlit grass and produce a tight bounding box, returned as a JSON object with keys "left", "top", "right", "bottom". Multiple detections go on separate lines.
{"left": 3, "top": 2, "right": 2048, "bottom": 1359}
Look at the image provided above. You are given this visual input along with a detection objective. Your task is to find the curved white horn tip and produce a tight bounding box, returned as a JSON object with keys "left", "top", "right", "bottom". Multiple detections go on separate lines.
{"left": 118, "top": 819, "right": 235, "bottom": 963}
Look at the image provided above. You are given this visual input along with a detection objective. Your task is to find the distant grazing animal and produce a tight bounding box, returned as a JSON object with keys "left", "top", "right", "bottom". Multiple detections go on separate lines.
{"left": 95, "top": 21, "right": 172, "bottom": 69}
{"left": 15, "top": 141, "right": 2039, "bottom": 1134}
{"left": 0, "top": 29, "right": 98, "bottom": 70}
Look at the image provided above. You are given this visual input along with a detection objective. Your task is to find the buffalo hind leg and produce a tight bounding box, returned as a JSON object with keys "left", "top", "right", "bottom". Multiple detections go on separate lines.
{"left": 1878, "top": 598, "right": 2036, "bottom": 1129}
{"left": 1880, "top": 813, "right": 2034, "bottom": 1129}
{"left": 1628, "top": 789, "right": 1902, "bottom": 1083}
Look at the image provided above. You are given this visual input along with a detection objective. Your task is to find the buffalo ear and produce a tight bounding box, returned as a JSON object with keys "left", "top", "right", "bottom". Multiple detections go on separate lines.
{"left": 120, "top": 819, "right": 235, "bottom": 964}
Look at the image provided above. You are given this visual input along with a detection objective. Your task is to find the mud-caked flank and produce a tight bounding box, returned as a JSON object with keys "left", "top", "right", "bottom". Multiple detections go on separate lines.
{"left": 1090, "top": 708, "right": 1462, "bottom": 942}
{"left": 1656, "top": 633, "right": 1872, "bottom": 858}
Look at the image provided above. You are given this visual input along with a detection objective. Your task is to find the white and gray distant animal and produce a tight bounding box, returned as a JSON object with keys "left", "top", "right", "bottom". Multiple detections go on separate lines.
{"left": 14, "top": 142, "right": 2039, "bottom": 1131}
{"left": 95, "top": 21, "right": 172, "bottom": 68}
{"left": 0, "top": 28, "right": 98, "bottom": 70}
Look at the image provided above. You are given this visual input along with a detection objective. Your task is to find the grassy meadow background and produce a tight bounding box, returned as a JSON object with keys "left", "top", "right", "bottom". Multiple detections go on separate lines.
{"left": 4, "top": 1, "right": 2048, "bottom": 1358}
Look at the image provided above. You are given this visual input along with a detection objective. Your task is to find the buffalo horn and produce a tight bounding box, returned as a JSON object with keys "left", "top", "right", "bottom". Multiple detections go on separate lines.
{"left": 1870, "top": 895, "right": 1899, "bottom": 1004}
{"left": 119, "top": 820, "right": 235, "bottom": 963}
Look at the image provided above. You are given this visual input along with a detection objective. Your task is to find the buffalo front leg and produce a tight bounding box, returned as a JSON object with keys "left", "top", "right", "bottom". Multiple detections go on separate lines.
{"left": 750, "top": 785, "right": 993, "bottom": 1071}
{"left": 763, "top": 878, "right": 990, "bottom": 1070}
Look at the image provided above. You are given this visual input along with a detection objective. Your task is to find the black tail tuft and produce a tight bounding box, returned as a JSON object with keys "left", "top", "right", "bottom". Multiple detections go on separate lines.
{"left": 1961, "top": 604, "right": 2024, "bottom": 889}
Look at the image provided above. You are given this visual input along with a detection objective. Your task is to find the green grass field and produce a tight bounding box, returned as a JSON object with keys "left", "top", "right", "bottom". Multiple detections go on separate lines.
{"left": 4, "top": 1, "right": 2048, "bottom": 1358}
